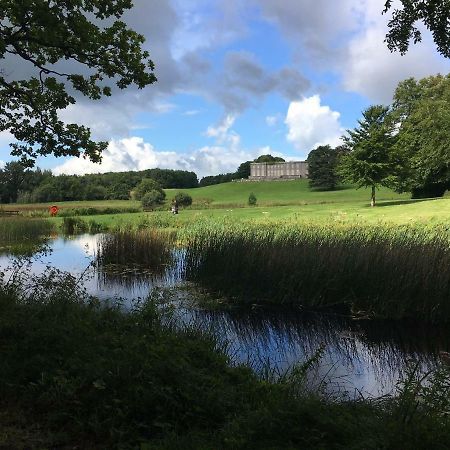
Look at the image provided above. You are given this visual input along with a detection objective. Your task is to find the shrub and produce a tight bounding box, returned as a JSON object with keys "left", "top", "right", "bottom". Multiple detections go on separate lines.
{"left": 134, "top": 178, "right": 165, "bottom": 201}
{"left": 142, "top": 190, "right": 165, "bottom": 209}
{"left": 174, "top": 191, "right": 193, "bottom": 207}
{"left": 248, "top": 192, "right": 257, "bottom": 206}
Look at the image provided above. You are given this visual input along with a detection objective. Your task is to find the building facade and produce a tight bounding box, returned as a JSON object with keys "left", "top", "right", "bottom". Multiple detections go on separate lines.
{"left": 249, "top": 161, "right": 308, "bottom": 180}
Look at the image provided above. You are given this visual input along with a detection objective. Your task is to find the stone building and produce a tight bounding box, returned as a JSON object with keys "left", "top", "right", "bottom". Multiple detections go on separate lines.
{"left": 249, "top": 161, "right": 308, "bottom": 180}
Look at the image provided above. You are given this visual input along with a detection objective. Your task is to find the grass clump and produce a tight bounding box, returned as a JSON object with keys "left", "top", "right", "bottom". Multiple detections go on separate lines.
{"left": 183, "top": 220, "right": 450, "bottom": 321}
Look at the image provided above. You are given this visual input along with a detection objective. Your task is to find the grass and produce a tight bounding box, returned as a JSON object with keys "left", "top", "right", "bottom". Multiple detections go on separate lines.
{"left": 2, "top": 267, "right": 450, "bottom": 449}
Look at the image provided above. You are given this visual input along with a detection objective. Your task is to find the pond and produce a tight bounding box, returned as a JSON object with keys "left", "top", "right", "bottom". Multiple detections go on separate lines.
{"left": 1, "top": 233, "right": 448, "bottom": 398}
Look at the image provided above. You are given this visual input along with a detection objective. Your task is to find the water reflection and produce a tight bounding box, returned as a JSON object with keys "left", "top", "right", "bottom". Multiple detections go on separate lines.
{"left": 0, "top": 233, "right": 448, "bottom": 398}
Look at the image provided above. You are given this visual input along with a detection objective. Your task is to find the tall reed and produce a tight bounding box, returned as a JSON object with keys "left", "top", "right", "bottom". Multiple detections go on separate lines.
{"left": 183, "top": 220, "right": 450, "bottom": 321}
{"left": 96, "top": 229, "right": 175, "bottom": 275}
{"left": 0, "top": 217, "right": 53, "bottom": 243}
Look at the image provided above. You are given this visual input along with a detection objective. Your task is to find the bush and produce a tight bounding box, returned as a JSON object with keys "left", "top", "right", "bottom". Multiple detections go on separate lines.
{"left": 134, "top": 178, "right": 165, "bottom": 201}
{"left": 142, "top": 190, "right": 165, "bottom": 209}
{"left": 248, "top": 192, "right": 257, "bottom": 206}
{"left": 174, "top": 192, "right": 193, "bottom": 207}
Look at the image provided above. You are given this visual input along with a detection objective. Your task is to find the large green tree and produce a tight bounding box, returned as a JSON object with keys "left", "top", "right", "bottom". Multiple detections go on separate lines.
{"left": 390, "top": 74, "right": 450, "bottom": 198}
{"left": 307, "top": 145, "right": 347, "bottom": 191}
{"left": 338, "top": 105, "right": 398, "bottom": 207}
{"left": 384, "top": 0, "right": 450, "bottom": 57}
{"left": 0, "top": 0, "right": 156, "bottom": 166}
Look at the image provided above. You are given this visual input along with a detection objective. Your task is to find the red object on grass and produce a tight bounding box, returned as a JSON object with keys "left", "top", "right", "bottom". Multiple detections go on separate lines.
{"left": 49, "top": 205, "right": 59, "bottom": 216}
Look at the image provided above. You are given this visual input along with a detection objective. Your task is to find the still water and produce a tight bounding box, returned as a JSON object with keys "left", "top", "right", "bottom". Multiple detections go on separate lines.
{"left": 1, "top": 234, "right": 447, "bottom": 398}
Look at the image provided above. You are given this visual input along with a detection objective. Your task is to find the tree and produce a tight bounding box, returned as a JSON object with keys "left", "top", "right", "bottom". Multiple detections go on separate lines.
{"left": 390, "top": 74, "right": 450, "bottom": 198}
{"left": 173, "top": 192, "right": 192, "bottom": 207}
{"left": 248, "top": 192, "right": 257, "bottom": 206}
{"left": 141, "top": 190, "right": 165, "bottom": 210}
{"left": 338, "top": 105, "right": 397, "bottom": 207}
{"left": 235, "top": 161, "right": 251, "bottom": 179}
{"left": 383, "top": 1, "right": 450, "bottom": 58}
{"left": 254, "top": 155, "right": 285, "bottom": 163}
{"left": 134, "top": 178, "right": 165, "bottom": 201}
{"left": 0, "top": 1, "right": 156, "bottom": 166}
{"left": 306, "top": 145, "right": 345, "bottom": 191}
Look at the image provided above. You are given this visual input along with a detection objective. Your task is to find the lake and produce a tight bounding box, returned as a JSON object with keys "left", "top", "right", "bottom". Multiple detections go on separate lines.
{"left": 1, "top": 233, "right": 447, "bottom": 398}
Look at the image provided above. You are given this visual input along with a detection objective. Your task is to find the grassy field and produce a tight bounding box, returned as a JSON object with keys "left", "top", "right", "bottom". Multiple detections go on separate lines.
{"left": 2, "top": 179, "right": 449, "bottom": 227}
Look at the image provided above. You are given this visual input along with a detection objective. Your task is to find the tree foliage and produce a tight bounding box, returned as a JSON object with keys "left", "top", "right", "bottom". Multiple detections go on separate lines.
{"left": 134, "top": 178, "right": 165, "bottom": 201}
{"left": 0, "top": 0, "right": 156, "bottom": 166}
{"left": 173, "top": 192, "right": 192, "bottom": 207}
{"left": 390, "top": 73, "right": 450, "bottom": 198}
{"left": 141, "top": 190, "right": 165, "bottom": 209}
{"left": 383, "top": 0, "right": 450, "bottom": 58}
{"left": 338, "top": 105, "right": 398, "bottom": 206}
{"left": 307, "top": 145, "right": 346, "bottom": 191}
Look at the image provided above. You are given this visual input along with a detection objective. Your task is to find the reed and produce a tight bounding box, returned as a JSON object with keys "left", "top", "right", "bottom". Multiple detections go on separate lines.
{"left": 182, "top": 220, "right": 450, "bottom": 321}
{"left": 0, "top": 217, "right": 53, "bottom": 243}
{"left": 96, "top": 229, "right": 175, "bottom": 275}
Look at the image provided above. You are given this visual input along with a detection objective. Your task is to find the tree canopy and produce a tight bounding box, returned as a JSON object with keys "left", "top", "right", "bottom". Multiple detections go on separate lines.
{"left": 338, "top": 105, "right": 398, "bottom": 206}
{"left": 390, "top": 73, "right": 450, "bottom": 198}
{"left": 384, "top": 0, "right": 450, "bottom": 57}
{"left": 306, "top": 145, "right": 346, "bottom": 191}
{"left": 0, "top": 0, "right": 156, "bottom": 166}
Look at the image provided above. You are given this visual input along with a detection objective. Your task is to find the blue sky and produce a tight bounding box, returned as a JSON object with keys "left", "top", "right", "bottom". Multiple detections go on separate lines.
{"left": 0, "top": 0, "right": 448, "bottom": 177}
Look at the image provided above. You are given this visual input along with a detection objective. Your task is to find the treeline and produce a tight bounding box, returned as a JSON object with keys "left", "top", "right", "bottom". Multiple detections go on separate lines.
{"left": 198, "top": 154, "right": 285, "bottom": 187}
{"left": 0, "top": 166, "right": 198, "bottom": 204}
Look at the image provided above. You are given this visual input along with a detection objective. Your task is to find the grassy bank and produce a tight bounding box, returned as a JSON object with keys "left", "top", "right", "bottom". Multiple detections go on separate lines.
{"left": 2, "top": 269, "right": 450, "bottom": 449}
{"left": 182, "top": 220, "right": 450, "bottom": 321}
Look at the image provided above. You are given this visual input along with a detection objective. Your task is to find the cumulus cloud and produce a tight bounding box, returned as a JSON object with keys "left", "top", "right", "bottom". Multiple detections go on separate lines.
{"left": 342, "top": 2, "right": 449, "bottom": 102}
{"left": 0, "top": 160, "right": 5, "bottom": 169}
{"left": 216, "top": 51, "right": 310, "bottom": 112}
{"left": 285, "top": 95, "right": 344, "bottom": 153}
{"left": 53, "top": 116, "right": 270, "bottom": 177}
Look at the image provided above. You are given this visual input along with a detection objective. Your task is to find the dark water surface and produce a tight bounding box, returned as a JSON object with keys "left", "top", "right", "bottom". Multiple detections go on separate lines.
{"left": 1, "top": 234, "right": 448, "bottom": 398}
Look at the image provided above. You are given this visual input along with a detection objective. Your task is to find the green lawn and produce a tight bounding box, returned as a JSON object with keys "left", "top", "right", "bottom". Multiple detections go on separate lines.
{"left": 166, "top": 179, "right": 410, "bottom": 206}
{"left": 4, "top": 179, "right": 450, "bottom": 226}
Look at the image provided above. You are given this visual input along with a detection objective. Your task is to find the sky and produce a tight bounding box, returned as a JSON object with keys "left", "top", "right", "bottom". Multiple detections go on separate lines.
{"left": 0, "top": 0, "right": 449, "bottom": 178}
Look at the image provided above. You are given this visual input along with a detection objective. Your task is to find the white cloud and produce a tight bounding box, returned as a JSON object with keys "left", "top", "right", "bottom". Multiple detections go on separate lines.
{"left": 0, "top": 160, "right": 5, "bottom": 169}
{"left": 342, "top": 1, "right": 449, "bottom": 102}
{"left": 53, "top": 115, "right": 280, "bottom": 178}
{"left": 266, "top": 115, "right": 278, "bottom": 127}
{"left": 285, "top": 95, "right": 344, "bottom": 153}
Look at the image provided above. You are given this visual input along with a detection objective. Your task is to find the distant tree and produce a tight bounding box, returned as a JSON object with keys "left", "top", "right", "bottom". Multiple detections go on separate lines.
{"left": 141, "top": 190, "right": 165, "bottom": 209}
{"left": 235, "top": 161, "right": 252, "bottom": 179}
{"left": 0, "top": 162, "right": 27, "bottom": 203}
{"left": 173, "top": 192, "right": 192, "bottom": 207}
{"left": 134, "top": 179, "right": 165, "bottom": 201}
{"left": 248, "top": 192, "right": 257, "bottom": 206}
{"left": 389, "top": 74, "right": 450, "bottom": 198}
{"left": 0, "top": 0, "right": 156, "bottom": 166}
{"left": 254, "top": 155, "right": 285, "bottom": 164}
{"left": 199, "top": 173, "right": 235, "bottom": 187}
{"left": 383, "top": 1, "right": 450, "bottom": 58}
{"left": 338, "top": 105, "right": 397, "bottom": 207}
{"left": 306, "top": 145, "right": 344, "bottom": 191}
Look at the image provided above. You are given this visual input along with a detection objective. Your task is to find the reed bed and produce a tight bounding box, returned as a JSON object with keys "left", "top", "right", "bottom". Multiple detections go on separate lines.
{"left": 182, "top": 220, "right": 450, "bottom": 322}
{"left": 0, "top": 217, "right": 53, "bottom": 243}
{"left": 96, "top": 229, "right": 176, "bottom": 275}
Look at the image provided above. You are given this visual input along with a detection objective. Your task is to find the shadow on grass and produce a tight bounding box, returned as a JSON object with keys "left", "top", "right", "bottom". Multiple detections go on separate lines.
{"left": 375, "top": 198, "right": 441, "bottom": 208}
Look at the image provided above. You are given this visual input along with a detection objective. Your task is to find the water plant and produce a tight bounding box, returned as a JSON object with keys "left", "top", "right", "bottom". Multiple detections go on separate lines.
{"left": 183, "top": 220, "right": 450, "bottom": 321}
{"left": 0, "top": 217, "right": 53, "bottom": 244}
{"left": 96, "top": 229, "right": 175, "bottom": 275}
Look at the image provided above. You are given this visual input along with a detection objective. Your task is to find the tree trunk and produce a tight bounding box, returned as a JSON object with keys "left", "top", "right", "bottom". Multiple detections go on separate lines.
{"left": 371, "top": 185, "right": 376, "bottom": 207}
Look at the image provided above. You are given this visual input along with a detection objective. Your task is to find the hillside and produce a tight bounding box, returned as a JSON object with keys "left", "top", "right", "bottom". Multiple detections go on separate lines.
{"left": 166, "top": 179, "right": 410, "bottom": 206}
